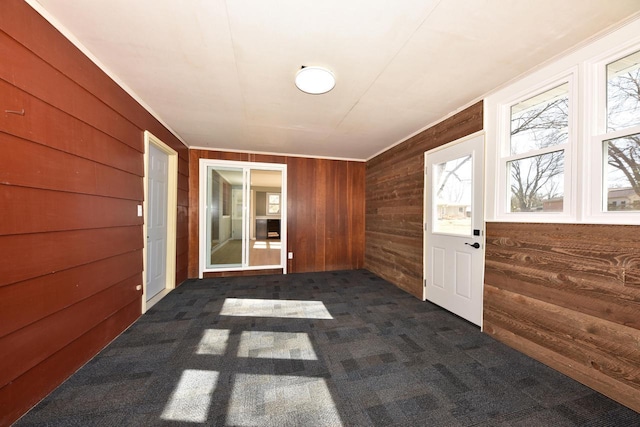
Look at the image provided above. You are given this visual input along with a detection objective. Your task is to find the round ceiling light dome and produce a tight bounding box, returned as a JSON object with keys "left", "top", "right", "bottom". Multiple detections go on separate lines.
{"left": 295, "top": 66, "right": 335, "bottom": 95}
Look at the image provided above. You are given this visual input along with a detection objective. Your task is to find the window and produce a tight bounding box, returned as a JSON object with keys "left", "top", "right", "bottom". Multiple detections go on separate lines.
{"left": 601, "top": 49, "right": 640, "bottom": 212}
{"left": 486, "top": 19, "right": 640, "bottom": 225}
{"left": 267, "top": 193, "right": 281, "bottom": 215}
{"left": 433, "top": 154, "right": 472, "bottom": 235}
{"left": 588, "top": 46, "right": 640, "bottom": 221}
{"left": 500, "top": 80, "right": 573, "bottom": 216}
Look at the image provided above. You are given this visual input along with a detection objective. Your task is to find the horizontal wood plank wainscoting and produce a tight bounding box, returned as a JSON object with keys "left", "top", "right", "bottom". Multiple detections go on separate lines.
{"left": 365, "top": 101, "right": 483, "bottom": 298}
{"left": 0, "top": 2, "right": 189, "bottom": 425}
{"left": 484, "top": 222, "right": 640, "bottom": 412}
{"left": 188, "top": 150, "right": 365, "bottom": 278}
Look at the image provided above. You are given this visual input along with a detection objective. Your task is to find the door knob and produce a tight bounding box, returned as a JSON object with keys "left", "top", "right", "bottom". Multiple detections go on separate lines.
{"left": 465, "top": 242, "right": 480, "bottom": 249}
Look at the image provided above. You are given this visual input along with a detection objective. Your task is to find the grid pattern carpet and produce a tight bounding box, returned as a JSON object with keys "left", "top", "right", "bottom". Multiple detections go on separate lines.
{"left": 15, "top": 270, "right": 640, "bottom": 426}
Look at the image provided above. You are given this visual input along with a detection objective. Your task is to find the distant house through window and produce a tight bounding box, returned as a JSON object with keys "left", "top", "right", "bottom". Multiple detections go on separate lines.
{"left": 486, "top": 20, "right": 640, "bottom": 225}
{"left": 603, "top": 49, "right": 640, "bottom": 212}
{"left": 506, "top": 82, "right": 571, "bottom": 214}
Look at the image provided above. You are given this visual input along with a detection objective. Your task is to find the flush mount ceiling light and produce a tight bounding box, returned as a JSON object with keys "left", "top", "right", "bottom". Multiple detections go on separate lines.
{"left": 295, "top": 66, "right": 335, "bottom": 94}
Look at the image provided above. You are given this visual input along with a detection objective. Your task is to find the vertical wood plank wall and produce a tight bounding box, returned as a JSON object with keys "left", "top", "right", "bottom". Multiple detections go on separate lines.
{"left": 484, "top": 222, "right": 640, "bottom": 412}
{"left": 0, "top": 2, "right": 189, "bottom": 425}
{"left": 188, "top": 150, "right": 365, "bottom": 278}
{"left": 365, "top": 102, "right": 483, "bottom": 298}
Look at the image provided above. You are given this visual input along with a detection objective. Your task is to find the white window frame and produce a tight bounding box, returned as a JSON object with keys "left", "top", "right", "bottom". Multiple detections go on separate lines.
{"left": 266, "top": 192, "right": 281, "bottom": 215}
{"left": 486, "top": 16, "right": 640, "bottom": 225}
{"left": 494, "top": 70, "right": 578, "bottom": 222}
{"left": 585, "top": 41, "right": 640, "bottom": 224}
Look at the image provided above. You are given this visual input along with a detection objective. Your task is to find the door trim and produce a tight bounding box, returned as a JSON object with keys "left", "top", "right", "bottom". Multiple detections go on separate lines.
{"left": 142, "top": 131, "right": 178, "bottom": 313}
{"left": 422, "top": 130, "right": 486, "bottom": 327}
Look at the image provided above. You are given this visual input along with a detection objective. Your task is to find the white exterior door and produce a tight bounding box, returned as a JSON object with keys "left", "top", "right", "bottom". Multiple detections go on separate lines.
{"left": 146, "top": 143, "right": 169, "bottom": 301}
{"left": 424, "top": 134, "right": 485, "bottom": 326}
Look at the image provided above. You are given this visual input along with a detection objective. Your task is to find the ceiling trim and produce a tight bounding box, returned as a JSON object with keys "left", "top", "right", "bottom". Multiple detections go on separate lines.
{"left": 25, "top": 0, "right": 188, "bottom": 148}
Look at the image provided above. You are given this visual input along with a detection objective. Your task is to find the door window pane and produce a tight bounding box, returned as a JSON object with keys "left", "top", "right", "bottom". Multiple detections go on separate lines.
{"left": 250, "top": 170, "right": 282, "bottom": 267}
{"left": 607, "top": 50, "right": 640, "bottom": 132}
{"left": 605, "top": 133, "right": 640, "bottom": 211}
{"left": 433, "top": 155, "right": 472, "bottom": 235}
{"left": 510, "top": 83, "right": 569, "bottom": 156}
{"left": 508, "top": 151, "right": 564, "bottom": 212}
{"left": 207, "top": 167, "right": 243, "bottom": 268}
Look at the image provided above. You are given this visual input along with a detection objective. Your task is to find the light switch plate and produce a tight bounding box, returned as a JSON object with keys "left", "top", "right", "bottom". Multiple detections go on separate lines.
{"left": 137, "top": 205, "right": 143, "bottom": 217}
{"left": 288, "top": 252, "right": 294, "bottom": 259}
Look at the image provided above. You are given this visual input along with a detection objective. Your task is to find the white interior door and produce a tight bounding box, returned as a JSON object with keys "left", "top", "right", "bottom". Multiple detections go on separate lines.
{"left": 424, "top": 134, "right": 485, "bottom": 326}
{"left": 146, "top": 143, "right": 168, "bottom": 301}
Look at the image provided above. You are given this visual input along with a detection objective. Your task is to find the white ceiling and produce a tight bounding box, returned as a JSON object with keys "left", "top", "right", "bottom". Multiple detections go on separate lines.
{"left": 29, "top": 0, "right": 640, "bottom": 161}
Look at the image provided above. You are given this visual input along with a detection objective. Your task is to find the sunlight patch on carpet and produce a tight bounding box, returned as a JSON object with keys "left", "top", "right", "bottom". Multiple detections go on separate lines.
{"left": 161, "top": 370, "right": 218, "bottom": 422}
{"left": 238, "top": 331, "right": 318, "bottom": 360}
{"left": 196, "top": 329, "right": 230, "bottom": 355}
{"left": 227, "top": 374, "right": 343, "bottom": 426}
{"left": 221, "top": 298, "right": 333, "bottom": 319}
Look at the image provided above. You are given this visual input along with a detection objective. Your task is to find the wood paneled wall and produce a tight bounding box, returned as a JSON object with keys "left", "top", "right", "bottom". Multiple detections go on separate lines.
{"left": 188, "top": 150, "right": 365, "bottom": 277}
{"left": 365, "top": 102, "right": 483, "bottom": 298}
{"left": 0, "top": 2, "right": 189, "bottom": 425}
{"left": 287, "top": 156, "right": 365, "bottom": 273}
{"left": 484, "top": 222, "right": 640, "bottom": 412}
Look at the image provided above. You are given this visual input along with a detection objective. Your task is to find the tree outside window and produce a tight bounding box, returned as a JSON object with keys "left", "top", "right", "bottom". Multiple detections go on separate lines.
{"left": 508, "top": 83, "right": 569, "bottom": 212}
{"left": 605, "top": 49, "right": 640, "bottom": 211}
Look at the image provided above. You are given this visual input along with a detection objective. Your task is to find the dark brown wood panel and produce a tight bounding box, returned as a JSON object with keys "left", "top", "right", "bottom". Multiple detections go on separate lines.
{"left": 0, "top": 186, "right": 142, "bottom": 235}
{"left": 483, "top": 305, "right": 640, "bottom": 413}
{"left": 0, "top": 79, "right": 143, "bottom": 175}
{"left": 188, "top": 150, "right": 201, "bottom": 277}
{"left": 0, "top": 226, "right": 142, "bottom": 287}
{"left": 0, "top": 2, "right": 149, "bottom": 131}
{"left": 287, "top": 156, "right": 321, "bottom": 272}
{"left": 0, "top": 252, "right": 141, "bottom": 338}
{"left": 484, "top": 222, "right": 640, "bottom": 412}
{"left": 0, "top": 2, "right": 189, "bottom": 424}
{"left": 188, "top": 150, "right": 365, "bottom": 277}
{"left": 0, "top": 32, "right": 142, "bottom": 152}
{"left": 0, "top": 133, "right": 143, "bottom": 201}
{"left": 365, "top": 102, "right": 483, "bottom": 297}
{"left": 0, "top": 275, "right": 140, "bottom": 388}
{"left": 348, "top": 161, "right": 366, "bottom": 270}
{"left": 286, "top": 157, "right": 366, "bottom": 273}
{"left": 0, "top": 299, "right": 140, "bottom": 427}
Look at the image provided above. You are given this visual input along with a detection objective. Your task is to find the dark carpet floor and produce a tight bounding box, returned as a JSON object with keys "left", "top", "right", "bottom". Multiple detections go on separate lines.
{"left": 15, "top": 270, "right": 640, "bottom": 426}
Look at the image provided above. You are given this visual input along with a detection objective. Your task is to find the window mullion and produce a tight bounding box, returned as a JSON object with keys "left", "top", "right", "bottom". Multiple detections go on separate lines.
{"left": 502, "top": 144, "right": 568, "bottom": 163}
{"left": 596, "top": 124, "right": 640, "bottom": 141}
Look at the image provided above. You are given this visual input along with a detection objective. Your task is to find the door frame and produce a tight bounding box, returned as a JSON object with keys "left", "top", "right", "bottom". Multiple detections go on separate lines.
{"left": 422, "top": 130, "right": 486, "bottom": 327}
{"left": 198, "top": 159, "right": 288, "bottom": 277}
{"left": 142, "top": 131, "right": 178, "bottom": 313}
